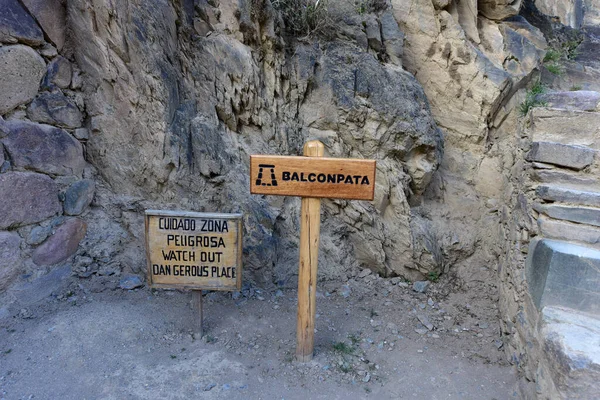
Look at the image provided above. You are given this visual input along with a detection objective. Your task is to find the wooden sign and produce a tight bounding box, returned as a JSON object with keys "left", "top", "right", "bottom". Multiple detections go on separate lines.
{"left": 251, "top": 141, "right": 377, "bottom": 362}
{"left": 145, "top": 210, "right": 242, "bottom": 291}
{"left": 250, "top": 155, "right": 376, "bottom": 200}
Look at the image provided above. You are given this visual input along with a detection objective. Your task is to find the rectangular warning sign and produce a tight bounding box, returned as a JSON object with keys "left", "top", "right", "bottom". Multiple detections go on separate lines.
{"left": 145, "top": 210, "right": 242, "bottom": 291}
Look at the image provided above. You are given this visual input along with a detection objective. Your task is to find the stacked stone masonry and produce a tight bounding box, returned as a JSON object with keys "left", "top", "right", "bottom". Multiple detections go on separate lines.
{"left": 0, "top": 0, "right": 92, "bottom": 292}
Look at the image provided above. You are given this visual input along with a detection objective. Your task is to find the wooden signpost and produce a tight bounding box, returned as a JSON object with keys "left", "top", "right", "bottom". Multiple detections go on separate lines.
{"left": 251, "top": 140, "right": 376, "bottom": 361}
{"left": 145, "top": 210, "right": 243, "bottom": 337}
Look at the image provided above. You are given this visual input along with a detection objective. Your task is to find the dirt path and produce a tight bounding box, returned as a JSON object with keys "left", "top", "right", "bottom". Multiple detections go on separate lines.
{"left": 0, "top": 272, "right": 517, "bottom": 400}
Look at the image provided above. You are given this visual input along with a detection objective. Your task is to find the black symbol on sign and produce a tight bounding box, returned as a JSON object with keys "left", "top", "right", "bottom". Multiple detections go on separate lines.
{"left": 256, "top": 164, "right": 278, "bottom": 187}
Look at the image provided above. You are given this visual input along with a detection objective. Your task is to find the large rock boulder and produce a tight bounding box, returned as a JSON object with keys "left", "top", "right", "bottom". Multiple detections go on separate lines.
{"left": 20, "top": 0, "right": 67, "bottom": 50}
{"left": 2, "top": 120, "right": 85, "bottom": 176}
{"left": 0, "top": 45, "right": 46, "bottom": 115}
{"left": 0, "top": 0, "right": 44, "bottom": 46}
{"left": 33, "top": 217, "right": 87, "bottom": 266}
{"left": 27, "top": 91, "right": 83, "bottom": 128}
{"left": 0, "top": 231, "right": 22, "bottom": 291}
{"left": 0, "top": 172, "right": 61, "bottom": 229}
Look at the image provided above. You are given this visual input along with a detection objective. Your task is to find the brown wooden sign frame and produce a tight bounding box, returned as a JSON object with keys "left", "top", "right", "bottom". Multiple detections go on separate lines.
{"left": 145, "top": 210, "right": 243, "bottom": 291}
{"left": 250, "top": 155, "right": 376, "bottom": 201}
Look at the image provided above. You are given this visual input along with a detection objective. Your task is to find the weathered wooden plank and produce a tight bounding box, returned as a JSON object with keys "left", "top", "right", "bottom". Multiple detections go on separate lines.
{"left": 296, "top": 141, "right": 323, "bottom": 362}
{"left": 145, "top": 211, "right": 242, "bottom": 291}
{"left": 250, "top": 155, "right": 376, "bottom": 200}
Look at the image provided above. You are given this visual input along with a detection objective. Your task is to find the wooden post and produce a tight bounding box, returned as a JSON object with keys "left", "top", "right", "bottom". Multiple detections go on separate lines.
{"left": 296, "top": 140, "right": 324, "bottom": 362}
{"left": 193, "top": 290, "right": 203, "bottom": 338}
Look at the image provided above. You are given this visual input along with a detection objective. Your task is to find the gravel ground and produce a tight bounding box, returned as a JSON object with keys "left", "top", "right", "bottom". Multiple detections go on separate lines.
{"left": 0, "top": 268, "right": 518, "bottom": 400}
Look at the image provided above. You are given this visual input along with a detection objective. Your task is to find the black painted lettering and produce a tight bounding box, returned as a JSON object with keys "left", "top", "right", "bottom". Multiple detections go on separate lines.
{"left": 282, "top": 171, "right": 290, "bottom": 181}
{"left": 308, "top": 173, "right": 316, "bottom": 182}
{"left": 344, "top": 175, "right": 354, "bottom": 184}
{"left": 361, "top": 176, "right": 370, "bottom": 185}
{"left": 327, "top": 174, "right": 336, "bottom": 183}
{"left": 317, "top": 174, "right": 326, "bottom": 183}
{"left": 291, "top": 172, "right": 299, "bottom": 181}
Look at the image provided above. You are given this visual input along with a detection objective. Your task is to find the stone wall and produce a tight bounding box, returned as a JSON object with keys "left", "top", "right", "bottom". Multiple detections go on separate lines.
{"left": 0, "top": 0, "right": 93, "bottom": 293}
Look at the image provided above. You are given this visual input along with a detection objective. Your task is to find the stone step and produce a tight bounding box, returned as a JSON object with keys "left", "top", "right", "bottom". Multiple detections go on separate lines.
{"left": 527, "top": 239, "right": 600, "bottom": 316}
{"left": 531, "top": 169, "right": 600, "bottom": 191}
{"left": 540, "top": 306, "right": 600, "bottom": 399}
{"left": 536, "top": 90, "right": 600, "bottom": 112}
{"left": 536, "top": 185, "right": 600, "bottom": 207}
{"left": 541, "top": 61, "right": 600, "bottom": 92}
{"left": 538, "top": 216, "right": 600, "bottom": 250}
{"left": 530, "top": 108, "right": 600, "bottom": 149}
{"left": 526, "top": 141, "right": 595, "bottom": 170}
{"left": 534, "top": 203, "right": 600, "bottom": 227}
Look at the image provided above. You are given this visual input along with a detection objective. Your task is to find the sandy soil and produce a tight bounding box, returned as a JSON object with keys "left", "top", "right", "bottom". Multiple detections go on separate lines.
{"left": 0, "top": 269, "right": 517, "bottom": 400}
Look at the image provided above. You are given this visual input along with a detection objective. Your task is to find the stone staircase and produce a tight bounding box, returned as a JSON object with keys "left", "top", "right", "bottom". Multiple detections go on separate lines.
{"left": 524, "top": 92, "right": 600, "bottom": 397}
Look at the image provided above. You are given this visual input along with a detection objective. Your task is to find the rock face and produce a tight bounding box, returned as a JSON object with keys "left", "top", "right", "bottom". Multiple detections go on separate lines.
{"left": 0, "top": 172, "right": 61, "bottom": 229}
{"left": 0, "top": 231, "right": 22, "bottom": 291}
{"left": 0, "top": 0, "right": 44, "bottom": 46}
{"left": 32, "top": 218, "right": 87, "bottom": 266}
{"left": 535, "top": 0, "right": 584, "bottom": 28}
{"left": 68, "top": 0, "right": 443, "bottom": 281}
{"left": 0, "top": 45, "right": 46, "bottom": 115}
{"left": 2, "top": 120, "right": 85, "bottom": 176}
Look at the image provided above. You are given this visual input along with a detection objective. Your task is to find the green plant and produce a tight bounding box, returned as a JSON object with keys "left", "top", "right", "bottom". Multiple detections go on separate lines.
{"left": 543, "top": 49, "right": 561, "bottom": 63}
{"left": 338, "top": 362, "right": 354, "bottom": 373}
{"left": 348, "top": 333, "right": 361, "bottom": 345}
{"left": 546, "top": 64, "right": 562, "bottom": 75}
{"left": 272, "top": 0, "right": 332, "bottom": 38}
{"left": 333, "top": 341, "right": 354, "bottom": 355}
{"left": 570, "top": 85, "right": 583, "bottom": 91}
{"left": 370, "top": 308, "right": 378, "bottom": 318}
{"left": 427, "top": 271, "right": 440, "bottom": 282}
{"left": 170, "top": 354, "right": 177, "bottom": 359}
{"left": 562, "top": 40, "right": 581, "bottom": 60}
{"left": 520, "top": 82, "right": 547, "bottom": 116}
{"left": 354, "top": 0, "right": 387, "bottom": 14}
{"left": 205, "top": 334, "right": 217, "bottom": 343}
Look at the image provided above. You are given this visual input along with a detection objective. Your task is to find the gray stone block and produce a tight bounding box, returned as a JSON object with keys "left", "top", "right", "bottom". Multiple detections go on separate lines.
{"left": 27, "top": 92, "right": 83, "bottom": 129}
{"left": 64, "top": 179, "right": 95, "bottom": 216}
{"left": 535, "top": 203, "right": 600, "bottom": 227}
{"left": 538, "top": 217, "right": 600, "bottom": 249}
{"left": 532, "top": 169, "right": 600, "bottom": 191}
{"left": 11, "top": 265, "right": 71, "bottom": 305}
{"left": 531, "top": 108, "right": 600, "bottom": 149}
{"left": 0, "top": 172, "right": 61, "bottom": 229}
{"left": 32, "top": 217, "right": 87, "bottom": 266}
{"left": 526, "top": 141, "right": 594, "bottom": 170}
{"left": 537, "top": 91, "right": 600, "bottom": 112}
{"left": 42, "top": 56, "right": 72, "bottom": 90}
{"left": 0, "top": 45, "right": 46, "bottom": 115}
{"left": 3, "top": 120, "right": 85, "bottom": 176}
{"left": 365, "top": 15, "right": 382, "bottom": 53}
{"left": 20, "top": 0, "right": 66, "bottom": 50}
{"left": 527, "top": 239, "right": 600, "bottom": 316}
{"left": 0, "top": 231, "right": 22, "bottom": 291}
{"left": 541, "top": 306, "right": 600, "bottom": 399}
{"left": 537, "top": 185, "right": 600, "bottom": 207}
{"left": 0, "top": 0, "right": 44, "bottom": 46}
